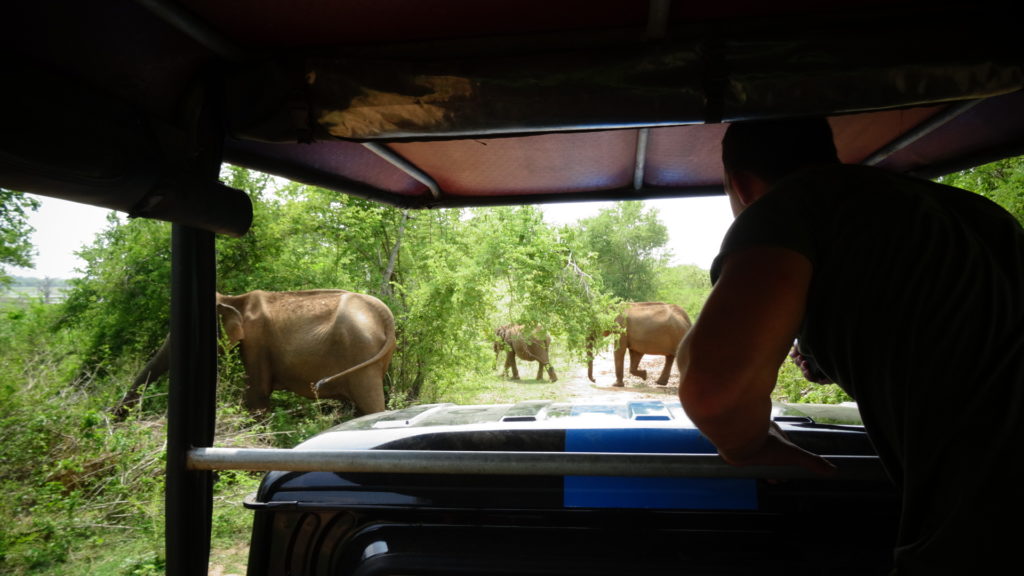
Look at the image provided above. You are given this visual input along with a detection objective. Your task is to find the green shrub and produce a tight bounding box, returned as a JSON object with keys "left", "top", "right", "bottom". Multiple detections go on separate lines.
{"left": 772, "top": 358, "right": 852, "bottom": 404}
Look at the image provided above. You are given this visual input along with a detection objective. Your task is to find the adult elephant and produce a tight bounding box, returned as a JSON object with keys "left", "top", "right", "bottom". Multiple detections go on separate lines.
{"left": 494, "top": 324, "right": 558, "bottom": 382}
{"left": 588, "top": 302, "right": 692, "bottom": 387}
{"left": 114, "top": 289, "right": 395, "bottom": 418}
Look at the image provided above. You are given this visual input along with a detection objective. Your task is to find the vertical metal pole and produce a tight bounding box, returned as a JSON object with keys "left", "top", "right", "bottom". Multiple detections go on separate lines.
{"left": 166, "top": 224, "right": 217, "bottom": 575}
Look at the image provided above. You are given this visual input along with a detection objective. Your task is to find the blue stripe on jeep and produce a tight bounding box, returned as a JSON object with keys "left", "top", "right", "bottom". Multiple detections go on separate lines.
{"left": 564, "top": 428, "right": 758, "bottom": 510}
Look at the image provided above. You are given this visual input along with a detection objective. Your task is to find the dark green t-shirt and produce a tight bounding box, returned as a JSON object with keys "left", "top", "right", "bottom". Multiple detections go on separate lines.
{"left": 711, "top": 164, "right": 1024, "bottom": 573}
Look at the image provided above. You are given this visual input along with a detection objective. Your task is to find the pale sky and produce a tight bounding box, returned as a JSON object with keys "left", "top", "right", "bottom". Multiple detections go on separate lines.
{"left": 10, "top": 193, "right": 735, "bottom": 279}
{"left": 9, "top": 195, "right": 116, "bottom": 279}
{"left": 540, "top": 196, "right": 734, "bottom": 270}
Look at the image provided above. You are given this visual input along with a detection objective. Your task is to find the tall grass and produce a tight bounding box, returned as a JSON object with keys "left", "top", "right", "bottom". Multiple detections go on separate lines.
{"left": 0, "top": 299, "right": 358, "bottom": 575}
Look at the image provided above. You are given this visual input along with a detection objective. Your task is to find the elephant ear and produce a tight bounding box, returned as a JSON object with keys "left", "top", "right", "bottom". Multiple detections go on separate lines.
{"left": 217, "top": 303, "right": 245, "bottom": 344}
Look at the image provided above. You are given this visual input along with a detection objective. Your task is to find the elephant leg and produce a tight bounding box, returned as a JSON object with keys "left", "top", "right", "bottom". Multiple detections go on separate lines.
{"left": 655, "top": 355, "right": 674, "bottom": 385}
{"left": 244, "top": 385, "right": 271, "bottom": 413}
{"left": 547, "top": 365, "right": 558, "bottom": 382}
{"left": 505, "top": 350, "right": 520, "bottom": 380}
{"left": 613, "top": 346, "right": 626, "bottom": 387}
{"left": 500, "top": 351, "right": 511, "bottom": 376}
{"left": 629, "top": 349, "right": 648, "bottom": 380}
{"left": 535, "top": 362, "right": 544, "bottom": 381}
{"left": 315, "top": 364, "right": 388, "bottom": 415}
{"left": 241, "top": 351, "right": 273, "bottom": 413}
{"left": 346, "top": 370, "right": 387, "bottom": 415}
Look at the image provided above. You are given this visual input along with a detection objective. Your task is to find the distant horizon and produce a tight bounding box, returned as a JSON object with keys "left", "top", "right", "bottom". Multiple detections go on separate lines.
{"left": 5, "top": 274, "right": 72, "bottom": 284}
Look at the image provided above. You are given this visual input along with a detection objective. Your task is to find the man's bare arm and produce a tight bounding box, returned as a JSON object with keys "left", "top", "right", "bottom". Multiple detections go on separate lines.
{"left": 677, "top": 246, "right": 835, "bottom": 474}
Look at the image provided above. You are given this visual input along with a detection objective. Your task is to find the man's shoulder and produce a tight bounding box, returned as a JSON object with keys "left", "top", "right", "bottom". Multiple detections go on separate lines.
{"left": 779, "top": 164, "right": 911, "bottom": 189}
{"left": 774, "top": 164, "right": 976, "bottom": 209}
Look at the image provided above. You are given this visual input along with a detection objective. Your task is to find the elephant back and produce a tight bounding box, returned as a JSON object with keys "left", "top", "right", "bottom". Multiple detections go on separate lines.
{"left": 619, "top": 302, "right": 692, "bottom": 353}
{"left": 497, "top": 323, "right": 550, "bottom": 362}
{"left": 624, "top": 302, "right": 691, "bottom": 330}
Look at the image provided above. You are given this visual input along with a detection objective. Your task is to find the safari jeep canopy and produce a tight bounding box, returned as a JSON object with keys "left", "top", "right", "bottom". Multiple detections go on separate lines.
{"left": 2, "top": 2, "right": 1022, "bottom": 575}
{"left": 3, "top": 0, "right": 1023, "bottom": 237}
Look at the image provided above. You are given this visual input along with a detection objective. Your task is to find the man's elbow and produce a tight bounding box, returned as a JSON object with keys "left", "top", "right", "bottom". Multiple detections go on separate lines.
{"left": 676, "top": 333, "right": 758, "bottom": 425}
{"left": 677, "top": 363, "right": 736, "bottom": 425}
{"left": 676, "top": 339, "right": 722, "bottom": 423}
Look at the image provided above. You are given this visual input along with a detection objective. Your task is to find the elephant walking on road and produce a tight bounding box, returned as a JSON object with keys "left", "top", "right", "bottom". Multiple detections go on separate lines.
{"left": 494, "top": 324, "right": 558, "bottom": 382}
{"left": 116, "top": 289, "right": 396, "bottom": 418}
{"left": 589, "top": 302, "right": 692, "bottom": 387}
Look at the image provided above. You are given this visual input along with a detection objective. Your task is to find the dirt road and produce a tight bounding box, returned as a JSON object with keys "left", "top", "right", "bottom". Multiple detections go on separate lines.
{"left": 560, "top": 350, "right": 680, "bottom": 402}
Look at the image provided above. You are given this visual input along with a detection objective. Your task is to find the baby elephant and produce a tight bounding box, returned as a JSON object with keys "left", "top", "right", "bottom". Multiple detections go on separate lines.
{"left": 494, "top": 324, "right": 558, "bottom": 382}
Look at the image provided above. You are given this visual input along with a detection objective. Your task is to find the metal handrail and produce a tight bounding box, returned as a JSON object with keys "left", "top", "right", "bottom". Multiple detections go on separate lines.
{"left": 188, "top": 447, "right": 886, "bottom": 481}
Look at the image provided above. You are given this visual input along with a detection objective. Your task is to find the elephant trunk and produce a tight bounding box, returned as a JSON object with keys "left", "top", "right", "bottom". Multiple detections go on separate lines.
{"left": 112, "top": 336, "right": 170, "bottom": 420}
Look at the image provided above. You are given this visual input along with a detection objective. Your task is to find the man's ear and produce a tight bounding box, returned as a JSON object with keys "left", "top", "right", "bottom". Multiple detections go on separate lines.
{"left": 727, "top": 170, "right": 769, "bottom": 209}
{"left": 728, "top": 170, "right": 758, "bottom": 207}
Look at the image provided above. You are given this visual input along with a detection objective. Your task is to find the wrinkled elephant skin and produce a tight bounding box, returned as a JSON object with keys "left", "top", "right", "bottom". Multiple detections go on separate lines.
{"left": 494, "top": 324, "right": 558, "bottom": 382}
{"left": 598, "top": 302, "right": 692, "bottom": 387}
{"left": 117, "top": 289, "right": 395, "bottom": 418}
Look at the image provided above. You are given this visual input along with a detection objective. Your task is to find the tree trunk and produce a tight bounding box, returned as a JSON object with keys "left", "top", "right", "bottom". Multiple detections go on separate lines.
{"left": 381, "top": 210, "right": 408, "bottom": 297}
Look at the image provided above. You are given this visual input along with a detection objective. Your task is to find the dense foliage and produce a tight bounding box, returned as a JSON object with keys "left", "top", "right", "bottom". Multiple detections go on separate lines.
{"left": 0, "top": 188, "right": 40, "bottom": 287}
{"left": 576, "top": 202, "right": 670, "bottom": 302}
{"left": 937, "top": 156, "right": 1024, "bottom": 224}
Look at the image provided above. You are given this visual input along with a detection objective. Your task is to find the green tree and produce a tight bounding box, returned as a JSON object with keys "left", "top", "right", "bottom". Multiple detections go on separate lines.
{"left": 0, "top": 188, "right": 40, "bottom": 286}
{"left": 937, "top": 156, "right": 1024, "bottom": 223}
{"left": 263, "top": 181, "right": 406, "bottom": 294}
{"left": 655, "top": 264, "right": 712, "bottom": 318}
{"left": 473, "top": 206, "right": 567, "bottom": 326}
{"left": 577, "top": 202, "right": 669, "bottom": 301}
{"left": 388, "top": 207, "right": 492, "bottom": 401}
{"left": 215, "top": 165, "right": 284, "bottom": 292}
{"left": 59, "top": 214, "right": 172, "bottom": 370}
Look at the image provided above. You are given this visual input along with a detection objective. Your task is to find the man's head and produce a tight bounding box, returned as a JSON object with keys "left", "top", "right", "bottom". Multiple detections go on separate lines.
{"left": 721, "top": 117, "right": 840, "bottom": 215}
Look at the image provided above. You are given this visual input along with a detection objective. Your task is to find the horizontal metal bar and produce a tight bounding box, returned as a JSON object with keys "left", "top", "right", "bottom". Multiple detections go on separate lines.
{"left": 188, "top": 448, "right": 886, "bottom": 481}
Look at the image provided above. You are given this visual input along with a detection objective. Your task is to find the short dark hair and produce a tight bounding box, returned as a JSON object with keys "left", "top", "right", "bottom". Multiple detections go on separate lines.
{"left": 721, "top": 117, "right": 840, "bottom": 184}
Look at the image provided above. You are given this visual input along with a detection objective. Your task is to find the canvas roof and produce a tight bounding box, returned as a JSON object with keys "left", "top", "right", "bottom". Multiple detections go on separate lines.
{"left": 3, "top": 1, "right": 1021, "bottom": 236}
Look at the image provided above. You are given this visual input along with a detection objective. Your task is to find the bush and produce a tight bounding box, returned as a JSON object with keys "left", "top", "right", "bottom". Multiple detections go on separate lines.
{"left": 772, "top": 357, "right": 852, "bottom": 404}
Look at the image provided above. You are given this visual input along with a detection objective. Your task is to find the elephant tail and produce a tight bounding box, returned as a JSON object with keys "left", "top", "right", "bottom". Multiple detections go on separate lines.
{"left": 312, "top": 330, "right": 397, "bottom": 395}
